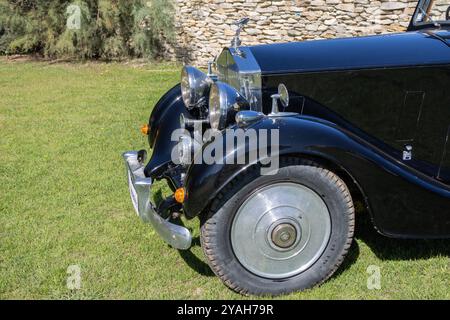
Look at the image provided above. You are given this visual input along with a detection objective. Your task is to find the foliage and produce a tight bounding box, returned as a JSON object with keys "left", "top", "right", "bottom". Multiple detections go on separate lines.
{"left": 131, "top": 0, "right": 175, "bottom": 59}
{"left": 0, "top": 0, "right": 175, "bottom": 59}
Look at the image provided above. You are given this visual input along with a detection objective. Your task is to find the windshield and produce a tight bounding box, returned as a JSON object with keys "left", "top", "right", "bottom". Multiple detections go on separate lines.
{"left": 413, "top": 0, "right": 450, "bottom": 26}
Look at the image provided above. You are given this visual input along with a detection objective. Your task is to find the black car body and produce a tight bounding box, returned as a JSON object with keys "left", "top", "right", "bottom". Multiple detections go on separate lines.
{"left": 123, "top": 0, "right": 450, "bottom": 295}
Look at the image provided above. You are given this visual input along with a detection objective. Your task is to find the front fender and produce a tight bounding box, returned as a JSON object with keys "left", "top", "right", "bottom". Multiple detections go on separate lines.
{"left": 183, "top": 116, "right": 364, "bottom": 217}
{"left": 144, "top": 84, "right": 189, "bottom": 179}
{"left": 183, "top": 115, "right": 450, "bottom": 238}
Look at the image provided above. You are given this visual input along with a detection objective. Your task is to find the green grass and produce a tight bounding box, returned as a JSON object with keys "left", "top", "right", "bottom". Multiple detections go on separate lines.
{"left": 0, "top": 58, "right": 449, "bottom": 300}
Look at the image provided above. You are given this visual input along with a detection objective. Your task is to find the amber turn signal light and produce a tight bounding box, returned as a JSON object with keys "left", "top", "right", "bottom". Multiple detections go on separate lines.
{"left": 174, "top": 188, "right": 186, "bottom": 203}
{"left": 140, "top": 124, "right": 150, "bottom": 135}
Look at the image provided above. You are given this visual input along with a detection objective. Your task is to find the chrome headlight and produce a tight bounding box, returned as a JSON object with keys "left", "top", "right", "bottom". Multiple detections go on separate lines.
{"left": 209, "top": 81, "right": 249, "bottom": 130}
{"left": 181, "top": 66, "right": 211, "bottom": 108}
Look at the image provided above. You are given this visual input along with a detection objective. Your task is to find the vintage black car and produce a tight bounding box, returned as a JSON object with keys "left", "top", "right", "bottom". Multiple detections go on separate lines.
{"left": 123, "top": 0, "right": 450, "bottom": 296}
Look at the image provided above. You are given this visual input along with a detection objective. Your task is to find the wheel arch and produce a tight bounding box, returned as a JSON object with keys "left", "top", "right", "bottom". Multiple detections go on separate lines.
{"left": 280, "top": 152, "right": 372, "bottom": 218}
{"left": 184, "top": 116, "right": 377, "bottom": 223}
{"left": 195, "top": 152, "right": 372, "bottom": 225}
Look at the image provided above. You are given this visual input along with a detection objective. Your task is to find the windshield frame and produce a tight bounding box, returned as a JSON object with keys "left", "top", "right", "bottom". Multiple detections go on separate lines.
{"left": 409, "top": 0, "right": 450, "bottom": 30}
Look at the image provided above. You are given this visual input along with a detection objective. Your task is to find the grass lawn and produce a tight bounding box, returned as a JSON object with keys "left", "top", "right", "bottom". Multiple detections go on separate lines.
{"left": 0, "top": 57, "right": 449, "bottom": 300}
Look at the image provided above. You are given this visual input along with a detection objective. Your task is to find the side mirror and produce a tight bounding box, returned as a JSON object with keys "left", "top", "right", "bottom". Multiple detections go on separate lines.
{"left": 278, "top": 84, "right": 289, "bottom": 108}
{"left": 270, "top": 84, "right": 290, "bottom": 114}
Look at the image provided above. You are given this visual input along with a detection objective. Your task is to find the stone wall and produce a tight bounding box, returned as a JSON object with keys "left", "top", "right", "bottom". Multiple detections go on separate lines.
{"left": 168, "top": 0, "right": 420, "bottom": 66}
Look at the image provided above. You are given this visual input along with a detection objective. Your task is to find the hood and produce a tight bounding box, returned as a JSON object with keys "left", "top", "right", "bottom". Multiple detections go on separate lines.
{"left": 248, "top": 29, "right": 450, "bottom": 75}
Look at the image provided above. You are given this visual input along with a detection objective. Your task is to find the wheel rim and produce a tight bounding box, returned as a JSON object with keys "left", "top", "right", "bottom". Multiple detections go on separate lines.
{"left": 231, "top": 182, "right": 331, "bottom": 279}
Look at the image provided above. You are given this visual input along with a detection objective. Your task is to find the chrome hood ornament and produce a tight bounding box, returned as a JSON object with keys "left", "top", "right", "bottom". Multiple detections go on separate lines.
{"left": 231, "top": 17, "right": 250, "bottom": 54}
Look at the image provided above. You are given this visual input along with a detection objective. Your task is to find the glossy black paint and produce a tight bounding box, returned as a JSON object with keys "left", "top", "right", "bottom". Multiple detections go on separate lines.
{"left": 261, "top": 65, "right": 450, "bottom": 185}
{"left": 144, "top": 84, "right": 188, "bottom": 180}
{"left": 249, "top": 29, "right": 450, "bottom": 75}
{"left": 183, "top": 116, "right": 450, "bottom": 238}
{"left": 148, "top": 84, "right": 181, "bottom": 148}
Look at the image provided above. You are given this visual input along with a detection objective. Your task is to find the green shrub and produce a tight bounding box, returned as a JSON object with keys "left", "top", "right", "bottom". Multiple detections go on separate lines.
{"left": 131, "top": 0, "right": 175, "bottom": 59}
{"left": 0, "top": 0, "right": 175, "bottom": 60}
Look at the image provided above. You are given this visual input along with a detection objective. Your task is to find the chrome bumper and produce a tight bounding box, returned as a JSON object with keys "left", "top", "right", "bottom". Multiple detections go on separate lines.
{"left": 122, "top": 151, "right": 192, "bottom": 250}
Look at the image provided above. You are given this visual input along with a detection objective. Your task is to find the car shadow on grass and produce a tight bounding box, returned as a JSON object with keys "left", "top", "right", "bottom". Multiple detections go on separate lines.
{"left": 177, "top": 237, "right": 215, "bottom": 277}
{"left": 153, "top": 188, "right": 215, "bottom": 277}
{"left": 171, "top": 200, "right": 450, "bottom": 278}
{"left": 170, "top": 217, "right": 215, "bottom": 277}
{"left": 355, "top": 211, "right": 450, "bottom": 261}
{"left": 174, "top": 205, "right": 449, "bottom": 279}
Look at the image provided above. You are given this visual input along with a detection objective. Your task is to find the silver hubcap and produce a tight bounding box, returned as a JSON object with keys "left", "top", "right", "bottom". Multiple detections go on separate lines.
{"left": 271, "top": 223, "right": 297, "bottom": 249}
{"left": 231, "top": 182, "right": 331, "bottom": 279}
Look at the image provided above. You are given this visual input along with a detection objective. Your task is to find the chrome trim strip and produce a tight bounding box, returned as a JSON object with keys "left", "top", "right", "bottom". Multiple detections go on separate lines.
{"left": 122, "top": 151, "right": 192, "bottom": 250}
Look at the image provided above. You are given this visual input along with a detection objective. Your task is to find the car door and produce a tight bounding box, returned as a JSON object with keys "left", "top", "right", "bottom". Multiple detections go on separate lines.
{"left": 438, "top": 126, "right": 450, "bottom": 184}
{"left": 408, "top": 65, "right": 450, "bottom": 180}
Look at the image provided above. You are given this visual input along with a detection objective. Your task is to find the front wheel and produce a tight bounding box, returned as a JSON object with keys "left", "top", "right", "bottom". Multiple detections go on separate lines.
{"left": 200, "top": 159, "right": 355, "bottom": 296}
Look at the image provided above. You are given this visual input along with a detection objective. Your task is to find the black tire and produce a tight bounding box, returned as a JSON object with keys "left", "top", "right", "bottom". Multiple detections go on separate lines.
{"left": 200, "top": 158, "right": 355, "bottom": 296}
